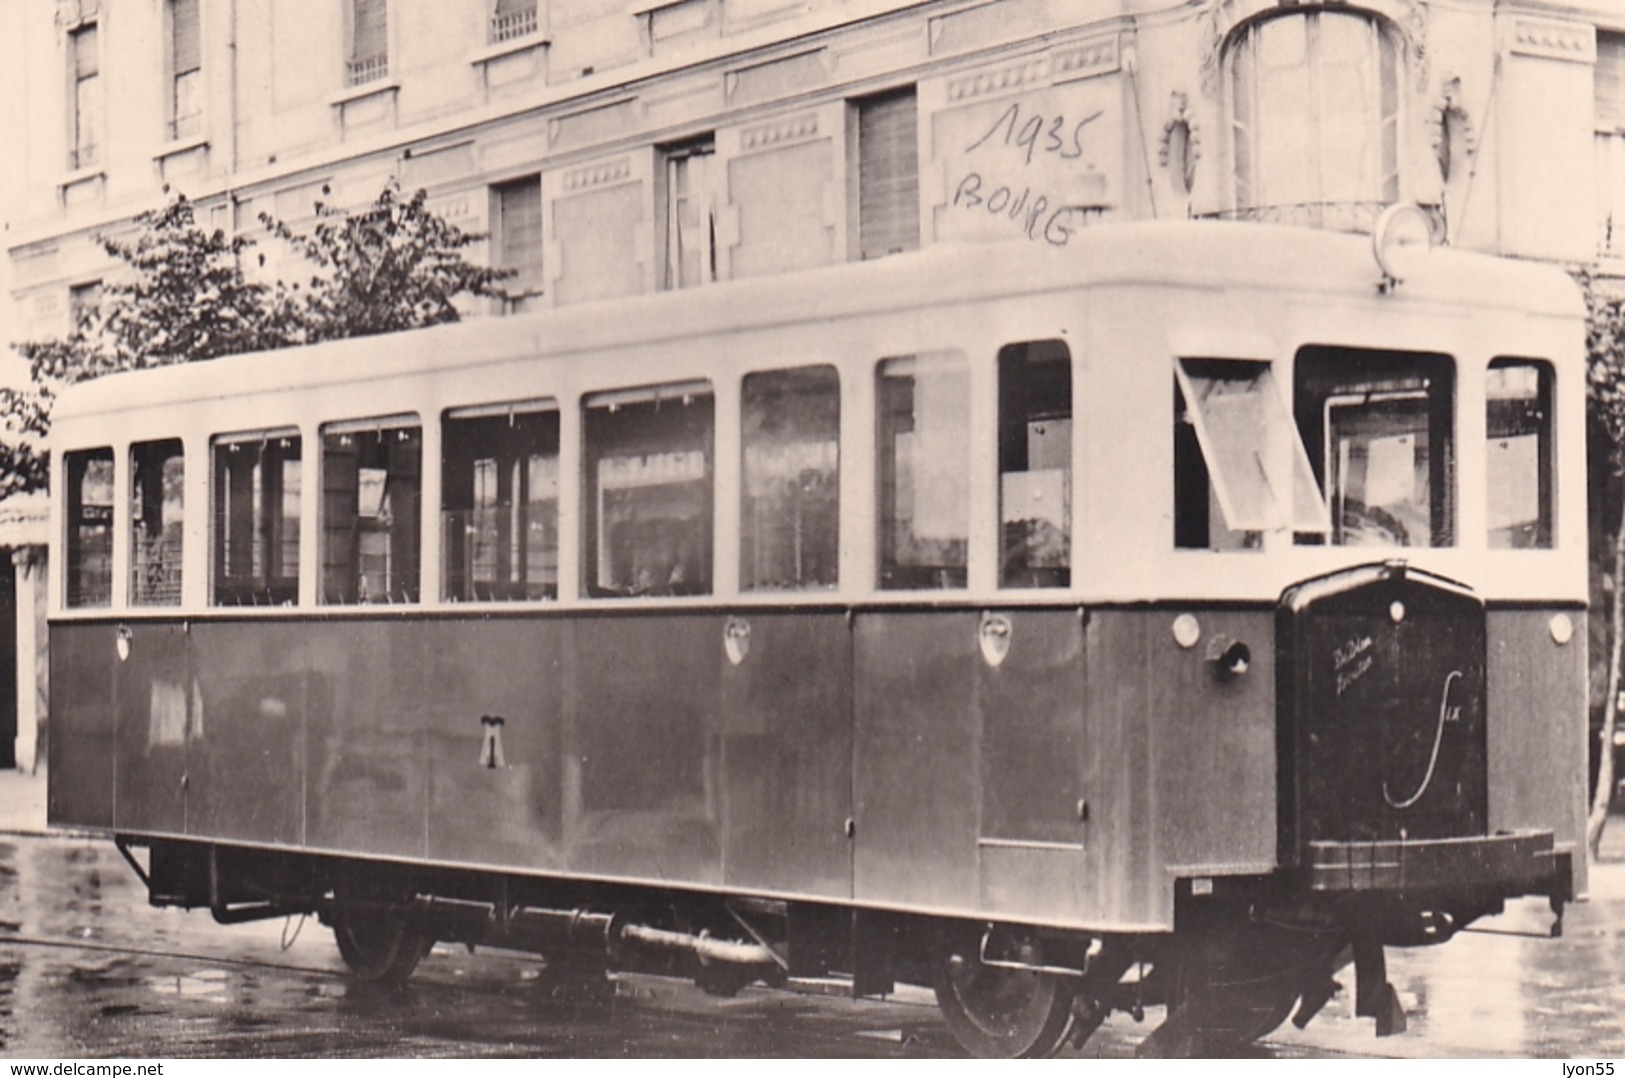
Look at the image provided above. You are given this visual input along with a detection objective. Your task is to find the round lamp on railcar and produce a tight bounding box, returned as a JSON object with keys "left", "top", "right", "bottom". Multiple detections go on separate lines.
{"left": 1372, "top": 203, "right": 1433, "bottom": 287}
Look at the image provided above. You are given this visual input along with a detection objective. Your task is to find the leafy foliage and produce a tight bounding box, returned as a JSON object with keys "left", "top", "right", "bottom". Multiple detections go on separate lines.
{"left": 3, "top": 182, "right": 510, "bottom": 496}
{"left": 260, "top": 178, "right": 512, "bottom": 342}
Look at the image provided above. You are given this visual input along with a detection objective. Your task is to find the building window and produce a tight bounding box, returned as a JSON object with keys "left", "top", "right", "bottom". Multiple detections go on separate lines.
{"left": 1486, "top": 359, "right": 1553, "bottom": 549}
{"left": 493, "top": 176, "right": 543, "bottom": 312}
{"left": 65, "top": 448, "right": 114, "bottom": 608}
{"left": 662, "top": 138, "right": 719, "bottom": 290}
{"left": 1294, "top": 348, "right": 1454, "bottom": 548}
{"left": 68, "top": 21, "right": 100, "bottom": 170}
{"left": 442, "top": 403, "right": 559, "bottom": 602}
{"left": 68, "top": 281, "right": 101, "bottom": 335}
{"left": 491, "top": 0, "right": 539, "bottom": 44}
{"left": 1597, "top": 33, "right": 1625, "bottom": 257}
{"left": 877, "top": 352, "right": 969, "bottom": 590}
{"left": 131, "top": 440, "right": 184, "bottom": 606}
{"left": 584, "top": 384, "right": 714, "bottom": 597}
{"left": 999, "top": 341, "right": 1071, "bottom": 587}
{"left": 855, "top": 87, "right": 920, "bottom": 260}
{"left": 741, "top": 367, "right": 839, "bottom": 592}
{"left": 167, "top": 0, "right": 202, "bottom": 141}
{"left": 1226, "top": 9, "right": 1399, "bottom": 226}
{"left": 321, "top": 417, "right": 421, "bottom": 604}
{"left": 347, "top": 0, "right": 389, "bottom": 86}
{"left": 213, "top": 432, "right": 301, "bottom": 606}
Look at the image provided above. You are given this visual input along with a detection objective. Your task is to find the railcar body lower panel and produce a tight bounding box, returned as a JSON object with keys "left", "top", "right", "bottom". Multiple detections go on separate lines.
{"left": 46, "top": 599, "right": 1584, "bottom": 930}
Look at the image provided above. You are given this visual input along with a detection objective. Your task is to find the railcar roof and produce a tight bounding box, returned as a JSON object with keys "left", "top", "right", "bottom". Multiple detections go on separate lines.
{"left": 51, "top": 220, "right": 1584, "bottom": 423}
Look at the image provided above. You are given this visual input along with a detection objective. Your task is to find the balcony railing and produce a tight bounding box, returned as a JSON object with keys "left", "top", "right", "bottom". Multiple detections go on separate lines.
{"left": 346, "top": 53, "right": 390, "bottom": 87}
{"left": 491, "top": 6, "right": 539, "bottom": 44}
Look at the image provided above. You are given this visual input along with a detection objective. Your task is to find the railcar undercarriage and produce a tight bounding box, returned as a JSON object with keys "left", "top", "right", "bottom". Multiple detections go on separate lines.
{"left": 115, "top": 836, "right": 1569, "bottom": 1058}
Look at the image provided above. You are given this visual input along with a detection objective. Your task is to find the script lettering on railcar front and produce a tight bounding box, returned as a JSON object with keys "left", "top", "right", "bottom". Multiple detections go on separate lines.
{"left": 1333, "top": 633, "right": 1374, "bottom": 696}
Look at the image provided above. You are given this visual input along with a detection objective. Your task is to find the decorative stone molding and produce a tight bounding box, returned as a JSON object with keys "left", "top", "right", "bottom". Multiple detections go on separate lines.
{"left": 1507, "top": 18, "right": 1595, "bottom": 63}
{"left": 1198, "top": 0, "right": 1428, "bottom": 96}
{"left": 739, "top": 113, "right": 820, "bottom": 152}
{"left": 1052, "top": 36, "right": 1120, "bottom": 84}
{"left": 1159, "top": 92, "right": 1201, "bottom": 198}
{"left": 562, "top": 158, "right": 633, "bottom": 191}
{"left": 946, "top": 57, "right": 1051, "bottom": 103}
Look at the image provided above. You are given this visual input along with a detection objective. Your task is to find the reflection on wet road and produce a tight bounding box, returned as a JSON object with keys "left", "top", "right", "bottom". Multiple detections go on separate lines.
{"left": 1, "top": 835, "right": 1623, "bottom": 1058}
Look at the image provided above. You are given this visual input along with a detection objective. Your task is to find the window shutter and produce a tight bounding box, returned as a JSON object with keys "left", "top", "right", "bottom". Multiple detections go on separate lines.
{"left": 495, "top": 0, "right": 532, "bottom": 15}
{"left": 73, "top": 24, "right": 99, "bottom": 79}
{"left": 1599, "top": 34, "right": 1625, "bottom": 133}
{"left": 858, "top": 88, "right": 920, "bottom": 261}
{"left": 172, "top": 0, "right": 200, "bottom": 75}
{"left": 498, "top": 178, "right": 544, "bottom": 289}
{"left": 352, "top": 0, "right": 387, "bottom": 61}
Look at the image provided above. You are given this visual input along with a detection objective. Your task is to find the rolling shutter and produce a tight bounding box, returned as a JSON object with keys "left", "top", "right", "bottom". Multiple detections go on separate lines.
{"left": 1599, "top": 34, "right": 1625, "bottom": 133}
{"left": 172, "top": 0, "right": 200, "bottom": 75}
{"left": 858, "top": 87, "right": 920, "bottom": 261}
{"left": 352, "top": 0, "right": 387, "bottom": 61}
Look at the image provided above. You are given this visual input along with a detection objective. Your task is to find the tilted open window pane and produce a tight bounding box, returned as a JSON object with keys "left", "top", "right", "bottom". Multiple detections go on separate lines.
{"left": 1487, "top": 358, "right": 1553, "bottom": 549}
{"left": 741, "top": 367, "right": 839, "bottom": 591}
{"left": 999, "top": 341, "right": 1071, "bottom": 587}
{"left": 213, "top": 433, "right": 300, "bottom": 606}
{"left": 1174, "top": 359, "right": 1327, "bottom": 549}
{"left": 442, "top": 403, "right": 559, "bottom": 601}
{"left": 877, "top": 352, "right": 969, "bottom": 589}
{"left": 584, "top": 384, "right": 713, "bottom": 597}
{"left": 65, "top": 447, "right": 114, "bottom": 608}
{"left": 1294, "top": 347, "right": 1455, "bottom": 548}
{"left": 131, "top": 439, "right": 183, "bottom": 606}
{"left": 321, "top": 418, "right": 421, "bottom": 604}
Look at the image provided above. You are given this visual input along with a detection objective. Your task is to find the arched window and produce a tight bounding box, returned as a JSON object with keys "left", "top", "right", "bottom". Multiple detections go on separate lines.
{"left": 1226, "top": 9, "right": 1399, "bottom": 226}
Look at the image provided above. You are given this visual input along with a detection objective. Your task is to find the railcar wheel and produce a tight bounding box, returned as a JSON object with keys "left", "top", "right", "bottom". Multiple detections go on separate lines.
{"left": 332, "top": 904, "right": 433, "bottom": 986}
{"left": 935, "top": 942, "right": 1076, "bottom": 1058}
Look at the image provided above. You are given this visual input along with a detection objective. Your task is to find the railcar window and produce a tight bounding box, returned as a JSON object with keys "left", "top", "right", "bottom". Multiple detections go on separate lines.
{"left": 65, "top": 447, "right": 114, "bottom": 608}
{"left": 130, "top": 440, "right": 183, "bottom": 606}
{"left": 1487, "top": 358, "right": 1553, "bottom": 549}
{"left": 213, "top": 433, "right": 301, "bottom": 606}
{"left": 441, "top": 403, "right": 559, "bottom": 601}
{"left": 584, "top": 383, "right": 714, "bottom": 597}
{"left": 320, "top": 417, "right": 422, "bottom": 604}
{"left": 1293, "top": 347, "right": 1455, "bottom": 548}
{"left": 741, "top": 367, "right": 839, "bottom": 591}
{"left": 877, "top": 352, "right": 969, "bottom": 589}
{"left": 999, "top": 341, "right": 1072, "bottom": 587}
{"left": 1173, "top": 359, "right": 1326, "bottom": 550}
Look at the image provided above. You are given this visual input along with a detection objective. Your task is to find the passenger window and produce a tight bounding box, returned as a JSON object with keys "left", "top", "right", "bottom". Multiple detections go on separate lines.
{"left": 877, "top": 352, "right": 969, "bottom": 589}
{"left": 1487, "top": 359, "right": 1553, "bottom": 549}
{"left": 130, "top": 439, "right": 183, "bottom": 606}
{"left": 213, "top": 432, "right": 301, "bottom": 606}
{"left": 320, "top": 417, "right": 422, "bottom": 604}
{"left": 741, "top": 367, "right": 839, "bottom": 591}
{"left": 999, "top": 341, "right": 1071, "bottom": 587}
{"left": 1294, "top": 347, "right": 1455, "bottom": 548}
{"left": 65, "top": 447, "right": 114, "bottom": 608}
{"left": 584, "top": 383, "right": 714, "bottom": 597}
{"left": 1174, "top": 359, "right": 1326, "bottom": 550}
{"left": 441, "top": 403, "right": 559, "bottom": 602}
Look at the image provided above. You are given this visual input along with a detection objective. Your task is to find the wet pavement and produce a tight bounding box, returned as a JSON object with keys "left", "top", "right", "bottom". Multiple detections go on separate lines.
{"left": 0, "top": 825, "right": 1622, "bottom": 1058}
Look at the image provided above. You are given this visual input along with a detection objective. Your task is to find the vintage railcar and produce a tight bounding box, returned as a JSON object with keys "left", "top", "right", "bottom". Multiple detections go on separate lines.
{"left": 48, "top": 217, "right": 1587, "bottom": 1057}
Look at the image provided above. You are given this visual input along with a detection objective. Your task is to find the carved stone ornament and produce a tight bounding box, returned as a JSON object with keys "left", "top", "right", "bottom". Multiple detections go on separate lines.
{"left": 1432, "top": 76, "right": 1475, "bottom": 184}
{"left": 1159, "top": 92, "right": 1201, "bottom": 198}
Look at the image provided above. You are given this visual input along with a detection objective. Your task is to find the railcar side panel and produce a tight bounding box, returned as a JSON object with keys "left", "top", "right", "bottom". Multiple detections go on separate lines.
{"left": 112, "top": 622, "right": 187, "bottom": 835}
{"left": 567, "top": 613, "right": 723, "bottom": 886}
{"left": 47, "top": 624, "right": 116, "bottom": 830}
{"left": 1080, "top": 608, "right": 1277, "bottom": 929}
{"left": 306, "top": 621, "right": 431, "bottom": 860}
{"left": 1485, "top": 608, "right": 1588, "bottom": 896}
{"left": 423, "top": 617, "right": 569, "bottom": 871}
{"left": 718, "top": 611, "right": 852, "bottom": 899}
{"left": 187, "top": 622, "right": 308, "bottom": 846}
{"left": 853, "top": 611, "right": 982, "bottom": 912}
{"left": 973, "top": 608, "right": 1087, "bottom": 921}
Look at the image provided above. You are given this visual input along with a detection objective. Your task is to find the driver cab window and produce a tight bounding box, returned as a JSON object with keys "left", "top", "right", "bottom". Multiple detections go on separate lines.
{"left": 1294, "top": 347, "right": 1455, "bottom": 548}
